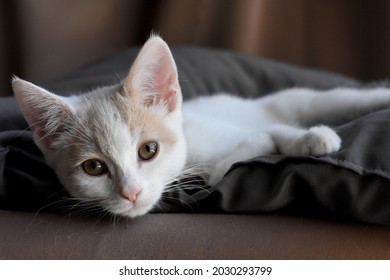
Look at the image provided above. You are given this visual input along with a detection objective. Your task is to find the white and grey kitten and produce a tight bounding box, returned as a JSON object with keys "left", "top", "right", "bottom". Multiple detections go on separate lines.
{"left": 12, "top": 36, "right": 390, "bottom": 217}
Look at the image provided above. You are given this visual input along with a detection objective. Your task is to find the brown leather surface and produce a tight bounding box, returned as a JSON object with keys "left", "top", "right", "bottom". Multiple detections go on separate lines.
{"left": 1, "top": 210, "right": 389, "bottom": 259}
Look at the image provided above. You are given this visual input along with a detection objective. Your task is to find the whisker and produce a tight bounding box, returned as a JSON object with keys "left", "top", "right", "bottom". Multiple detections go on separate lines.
{"left": 96, "top": 209, "right": 113, "bottom": 224}
{"left": 164, "top": 185, "right": 211, "bottom": 196}
{"left": 160, "top": 194, "right": 195, "bottom": 213}
{"left": 57, "top": 197, "right": 107, "bottom": 219}
{"left": 152, "top": 202, "right": 168, "bottom": 214}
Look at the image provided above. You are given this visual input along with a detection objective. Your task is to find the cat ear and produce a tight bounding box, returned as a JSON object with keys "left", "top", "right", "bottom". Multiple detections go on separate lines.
{"left": 123, "top": 36, "right": 181, "bottom": 112}
{"left": 12, "top": 77, "right": 75, "bottom": 149}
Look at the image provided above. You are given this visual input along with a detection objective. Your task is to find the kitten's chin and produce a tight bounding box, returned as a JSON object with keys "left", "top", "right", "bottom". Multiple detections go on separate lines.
{"left": 104, "top": 194, "right": 160, "bottom": 218}
{"left": 110, "top": 205, "right": 151, "bottom": 218}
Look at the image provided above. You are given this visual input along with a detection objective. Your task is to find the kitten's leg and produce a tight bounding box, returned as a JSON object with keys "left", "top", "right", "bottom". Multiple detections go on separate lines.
{"left": 260, "top": 87, "right": 390, "bottom": 125}
{"left": 221, "top": 124, "right": 342, "bottom": 162}
{"left": 267, "top": 124, "right": 341, "bottom": 156}
{"left": 208, "top": 133, "right": 277, "bottom": 185}
{"left": 208, "top": 124, "right": 341, "bottom": 185}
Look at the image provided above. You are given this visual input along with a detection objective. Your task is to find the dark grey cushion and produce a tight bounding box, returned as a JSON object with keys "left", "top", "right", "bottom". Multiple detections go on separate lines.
{"left": 4, "top": 45, "right": 390, "bottom": 224}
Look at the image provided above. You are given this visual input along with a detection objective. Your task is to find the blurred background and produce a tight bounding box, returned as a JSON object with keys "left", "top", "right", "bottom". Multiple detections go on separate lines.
{"left": 1, "top": 0, "right": 390, "bottom": 96}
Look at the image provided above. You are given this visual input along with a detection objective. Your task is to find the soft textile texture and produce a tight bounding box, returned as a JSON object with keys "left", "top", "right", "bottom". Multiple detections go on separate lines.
{"left": 4, "top": 46, "right": 390, "bottom": 224}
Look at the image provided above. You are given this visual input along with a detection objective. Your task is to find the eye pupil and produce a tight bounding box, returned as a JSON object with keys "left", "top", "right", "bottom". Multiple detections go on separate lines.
{"left": 82, "top": 159, "right": 107, "bottom": 176}
{"left": 139, "top": 141, "right": 158, "bottom": 160}
{"left": 91, "top": 161, "right": 99, "bottom": 169}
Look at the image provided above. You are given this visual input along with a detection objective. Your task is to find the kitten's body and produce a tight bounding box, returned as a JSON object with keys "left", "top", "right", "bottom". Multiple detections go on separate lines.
{"left": 12, "top": 36, "right": 390, "bottom": 217}
{"left": 184, "top": 87, "right": 390, "bottom": 184}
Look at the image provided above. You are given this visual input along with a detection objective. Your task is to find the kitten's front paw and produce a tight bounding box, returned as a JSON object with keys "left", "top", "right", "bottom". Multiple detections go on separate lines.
{"left": 296, "top": 126, "right": 341, "bottom": 156}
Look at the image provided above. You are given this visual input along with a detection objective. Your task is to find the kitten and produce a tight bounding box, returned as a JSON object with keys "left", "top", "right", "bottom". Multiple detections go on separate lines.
{"left": 12, "top": 36, "right": 390, "bottom": 218}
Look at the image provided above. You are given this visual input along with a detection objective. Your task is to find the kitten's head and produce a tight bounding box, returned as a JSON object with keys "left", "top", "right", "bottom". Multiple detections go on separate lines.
{"left": 12, "top": 36, "right": 187, "bottom": 218}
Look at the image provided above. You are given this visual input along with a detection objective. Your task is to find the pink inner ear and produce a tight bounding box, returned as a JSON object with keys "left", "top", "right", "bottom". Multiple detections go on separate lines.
{"left": 155, "top": 69, "right": 179, "bottom": 112}
{"left": 123, "top": 36, "right": 182, "bottom": 112}
{"left": 26, "top": 98, "right": 73, "bottom": 149}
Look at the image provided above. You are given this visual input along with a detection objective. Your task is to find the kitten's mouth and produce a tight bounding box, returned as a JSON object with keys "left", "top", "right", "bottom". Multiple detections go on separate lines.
{"left": 103, "top": 191, "right": 160, "bottom": 218}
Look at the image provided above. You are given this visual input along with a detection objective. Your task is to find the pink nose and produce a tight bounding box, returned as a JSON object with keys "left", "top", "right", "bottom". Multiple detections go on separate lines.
{"left": 120, "top": 189, "right": 141, "bottom": 203}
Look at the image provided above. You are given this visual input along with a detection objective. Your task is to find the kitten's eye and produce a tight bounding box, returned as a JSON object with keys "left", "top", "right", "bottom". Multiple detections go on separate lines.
{"left": 138, "top": 141, "right": 158, "bottom": 161}
{"left": 82, "top": 159, "right": 107, "bottom": 176}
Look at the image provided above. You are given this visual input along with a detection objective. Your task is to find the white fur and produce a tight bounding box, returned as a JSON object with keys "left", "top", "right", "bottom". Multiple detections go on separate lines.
{"left": 12, "top": 36, "right": 390, "bottom": 218}
{"left": 183, "top": 89, "right": 390, "bottom": 185}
